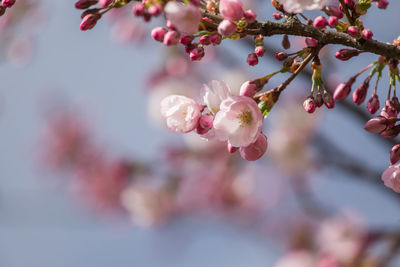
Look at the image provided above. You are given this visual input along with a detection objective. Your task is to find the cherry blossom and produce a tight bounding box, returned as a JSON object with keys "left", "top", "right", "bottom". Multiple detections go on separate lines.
{"left": 201, "top": 80, "right": 234, "bottom": 114}
{"left": 278, "top": 0, "right": 330, "bottom": 14}
{"left": 382, "top": 162, "right": 400, "bottom": 193}
{"left": 213, "top": 95, "right": 263, "bottom": 147}
{"left": 160, "top": 95, "right": 202, "bottom": 133}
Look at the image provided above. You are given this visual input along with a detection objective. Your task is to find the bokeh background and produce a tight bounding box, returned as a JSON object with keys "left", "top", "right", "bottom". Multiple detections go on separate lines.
{"left": 1, "top": 0, "right": 400, "bottom": 266}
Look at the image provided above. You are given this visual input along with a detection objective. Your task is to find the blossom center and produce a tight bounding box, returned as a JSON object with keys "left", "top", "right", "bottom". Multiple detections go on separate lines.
{"left": 238, "top": 110, "right": 252, "bottom": 127}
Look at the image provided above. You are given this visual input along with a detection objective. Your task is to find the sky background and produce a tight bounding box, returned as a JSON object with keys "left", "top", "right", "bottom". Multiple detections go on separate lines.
{"left": 0, "top": 1, "right": 400, "bottom": 266}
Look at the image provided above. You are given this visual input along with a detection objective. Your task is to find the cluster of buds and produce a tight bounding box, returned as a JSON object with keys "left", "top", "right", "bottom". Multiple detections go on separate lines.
{"left": 303, "top": 56, "right": 334, "bottom": 113}
{"left": 132, "top": 0, "right": 164, "bottom": 22}
{"left": 0, "top": 0, "right": 16, "bottom": 16}
{"left": 76, "top": 0, "right": 131, "bottom": 31}
{"left": 247, "top": 35, "right": 265, "bottom": 66}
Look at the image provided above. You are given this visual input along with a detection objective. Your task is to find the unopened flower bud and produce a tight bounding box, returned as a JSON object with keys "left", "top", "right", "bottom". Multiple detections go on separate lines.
{"left": 189, "top": 46, "right": 205, "bottom": 61}
{"left": 239, "top": 81, "right": 257, "bottom": 97}
{"left": 247, "top": 53, "right": 258, "bottom": 66}
{"left": 303, "top": 96, "right": 316, "bottom": 113}
{"left": 200, "top": 35, "right": 211, "bottom": 45}
{"left": 80, "top": 13, "right": 101, "bottom": 31}
{"left": 179, "top": 35, "right": 194, "bottom": 45}
{"left": 282, "top": 34, "right": 290, "bottom": 50}
{"left": 305, "top": 37, "right": 318, "bottom": 47}
{"left": 148, "top": 4, "right": 162, "bottom": 16}
{"left": 328, "top": 16, "right": 339, "bottom": 28}
{"left": 273, "top": 12, "right": 283, "bottom": 20}
{"left": 210, "top": 34, "right": 222, "bottom": 45}
{"left": 323, "top": 5, "right": 343, "bottom": 19}
{"left": 335, "top": 49, "right": 361, "bottom": 61}
{"left": 132, "top": 3, "right": 145, "bottom": 16}
{"left": 323, "top": 91, "right": 335, "bottom": 109}
{"left": 391, "top": 144, "right": 400, "bottom": 165}
{"left": 381, "top": 125, "right": 400, "bottom": 138}
{"left": 376, "top": 0, "right": 389, "bottom": 9}
{"left": 316, "top": 92, "right": 323, "bottom": 107}
{"left": 362, "top": 29, "right": 373, "bottom": 40}
{"left": 313, "top": 16, "right": 327, "bottom": 29}
{"left": 255, "top": 46, "right": 265, "bottom": 57}
{"left": 244, "top": 9, "right": 256, "bottom": 23}
{"left": 151, "top": 27, "right": 167, "bottom": 42}
{"left": 275, "top": 52, "right": 288, "bottom": 61}
{"left": 364, "top": 116, "right": 389, "bottom": 133}
{"left": 240, "top": 134, "right": 268, "bottom": 161}
{"left": 218, "top": 19, "right": 237, "bottom": 37}
{"left": 344, "top": 0, "right": 355, "bottom": 8}
{"left": 196, "top": 114, "right": 214, "bottom": 135}
{"left": 163, "top": 31, "right": 179, "bottom": 46}
{"left": 333, "top": 82, "right": 351, "bottom": 100}
{"left": 347, "top": 26, "right": 359, "bottom": 37}
{"left": 75, "top": 0, "right": 97, "bottom": 9}
{"left": 353, "top": 80, "right": 369, "bottom": 105}
{"left": 367, "top": 93, "right": 380, "bottom": 114}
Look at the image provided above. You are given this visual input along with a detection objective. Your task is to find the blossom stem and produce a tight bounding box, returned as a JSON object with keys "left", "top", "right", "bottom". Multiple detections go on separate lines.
{"left": 338, "top": 0, "right": 355, "bottom": 25}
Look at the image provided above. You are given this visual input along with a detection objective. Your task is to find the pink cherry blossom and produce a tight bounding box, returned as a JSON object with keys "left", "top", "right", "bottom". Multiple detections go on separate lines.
{"left": 219, "top": 0, "right": 244, "bottom": 22}
{"left": 164, "top": 2, "right": 202, "bottom": 34}
{"left": 213, "top": 96, "right": 263, "bottom": 147}
{"left": 201, "top": 80, "right": 234, "bottom": 114}
{"left": 382, "top": 163, "right": 400, "bottom": 193}
{"left": 278, "top": 0, "right": 330, "bottom": 14}
{"left": 160, "top": 95, "right": 202, "bottom": 133}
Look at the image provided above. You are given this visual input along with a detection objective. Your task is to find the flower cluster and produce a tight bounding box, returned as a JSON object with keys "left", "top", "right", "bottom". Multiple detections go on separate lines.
{"left": 160, "top": 80, "right": 268, "bottom": 161}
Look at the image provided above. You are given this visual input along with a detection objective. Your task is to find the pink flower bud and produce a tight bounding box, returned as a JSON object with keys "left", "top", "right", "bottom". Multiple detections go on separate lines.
{"left": 189, "top": 46, "right": 205, "bottom": 61}
{"left": 305, "top": 37, "right": 318, "bottom": 47}
{"left": 364, "top": 116, "right": 389, "bottom": 133}
{"left": 382, "top": 163, "right": 400, "bottom": 193}
{"left": 333, "top": 82, "right": 351, "bottom": 101}
{"left": 151, "top": 27, "right": 167, "bottom": 42}
{"left": 179, "top": 35, "right": 194, "bottom": 45}
{"left": 240, "top": 134, "right": 268, "bottom": 161}
{"left": 328, "top": 16, "right": 339, "bottom": 28}
{"left": 163, "top": 31, "right": 179, "bottom": 46}
{"left": 218, "top": 19, "right": 237, "bottom": 37}
{"left": 344, "top": 0, "right": 355, "bottom": 8}
{"left": 275, "top": 52, "right": 288, "bottom": 61}
{"left": 313, "top": 16, "right": 327, "bottom": 29}
{"left": 239, "top": 81, "right": 257, "bottom": 97}
{"left": 185, "top": 44, "right": 195, "bottom": 54}
{"left": 166, "top": 20, "right": 175, "bottom": 30}
{"left": 148, "top": 4, "right": 163, "bottom": 16}
{"left": 347, "top": 26, "right": 359, "bottom": 37}
{"left": 75, "top": 0, "right": 97, "bottom": 9}
{"left": 323, "top": 6, "right": 343, "bottom": 19}
{"left": 367, "top": 93, "right": 380, "bottom": 114}
{"left": 381, "top": 125, "right": 400, "bottom": 138}
{"left": 210, "top": 34, "right": 222, "bottom": 45}
{"left": 316, "top": 93, "right": 323, "bottom": 107}
{"left": 272, "top": 12, "right": 283, "bottom": 20}
{"left": 80, "top": 14, "right": 101, "bottom": 31}
{"left": 376, "top": 0, "right": 389, "bottom": 9}
{"left": 391, "top": 144, "right": 400, "bottom": 165}
{"left": 255, "top": 46, "right": 265, "bottom": 57}
{"left": 199, "top": 35, "right": 211, "bottom": 45}
{"left": 323, "top": 91, "right": 335, "bottom": 109}
{"left": 227, "top": 142, "right": 238, "bottom": 153}
{"left": 353, "top": 81, "right": 369, "bottom": 105}
{"left": 335, "top": 49, "right": 360, "bottom": 61}
{"left": 244, "top": 9, "right": 256, "bottom": 23}
{"left": 362, "top": 29, "right": 373, "bottom": 40}
{"left": 132, "top": 3, "right": 145, "bottom": 16}
{"left": 196, "top": 114, "right": 214, "bottom": 135}
{"left": 98, "top": 0, "right": 113, "bottom": 8}
{"left": 219, "top": 0, "right": 244, "bottom": 22}
{"left": 247, "top": 53, "right": 258, "bottom": 66}
{"left": 303, "top": 96, "right": 316, "bottom": 113}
